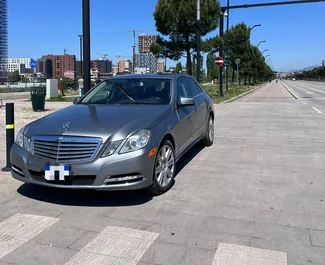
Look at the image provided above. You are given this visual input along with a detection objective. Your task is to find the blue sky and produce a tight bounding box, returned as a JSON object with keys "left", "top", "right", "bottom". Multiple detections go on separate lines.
{"left": 8, "top": 0, "right": 325, "bottom": 72}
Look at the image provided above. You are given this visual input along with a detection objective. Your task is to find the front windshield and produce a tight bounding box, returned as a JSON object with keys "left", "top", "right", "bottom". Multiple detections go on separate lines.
{"left": 80, "top": 78, "right": 172, "bottom": 105}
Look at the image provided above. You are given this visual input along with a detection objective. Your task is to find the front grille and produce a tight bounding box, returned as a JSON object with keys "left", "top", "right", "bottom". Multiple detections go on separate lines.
{"left": 32, "top": 136, "right": 102, "bottom": 163}
{"left": 29, "top": 170, "right": 96, "bottom": 186}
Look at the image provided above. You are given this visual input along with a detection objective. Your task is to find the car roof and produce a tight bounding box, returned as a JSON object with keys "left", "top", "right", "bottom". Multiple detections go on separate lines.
{"left": 106, "top": 73, "right": 193, "bottom": 81}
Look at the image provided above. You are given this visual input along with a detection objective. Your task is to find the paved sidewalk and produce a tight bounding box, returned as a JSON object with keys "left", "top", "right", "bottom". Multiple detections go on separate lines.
{"left": 0, "top": 82, "right": 324, "bottom": 264}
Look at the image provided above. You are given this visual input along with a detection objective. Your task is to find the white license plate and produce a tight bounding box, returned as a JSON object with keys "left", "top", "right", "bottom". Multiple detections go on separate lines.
{"left": 44, "top": 164, "right": 71, "bottom": 181}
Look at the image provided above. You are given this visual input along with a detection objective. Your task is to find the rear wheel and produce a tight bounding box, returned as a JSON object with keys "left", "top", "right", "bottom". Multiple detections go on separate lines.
{"left": 202, "top": 114, "right": 214, "bottom": 146}
{"left": 148, "top": 140, "right": 176, "bottom": 195}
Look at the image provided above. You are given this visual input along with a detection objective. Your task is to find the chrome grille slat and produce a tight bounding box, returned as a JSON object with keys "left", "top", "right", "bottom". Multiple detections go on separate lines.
{"left": 32, "top": 136, "right": 102, "bottom": 163}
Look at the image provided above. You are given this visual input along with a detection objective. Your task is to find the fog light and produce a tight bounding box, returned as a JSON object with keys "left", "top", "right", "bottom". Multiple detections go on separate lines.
{"left": 103, "top": 174, "right": 143, "bottom": 184}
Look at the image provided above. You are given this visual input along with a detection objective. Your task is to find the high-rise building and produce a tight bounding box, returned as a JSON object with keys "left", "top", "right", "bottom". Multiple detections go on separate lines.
{"left": 0, "top": 0, "right": 8, "bottom": 82}
{"left": 7, "top": 58, "right": 32, "bottom": 69}
{"left": 136, "top": 34, "right": 158, "bottom": 73}
{"left": 158, "top": 61, "right": 164, "bottom": 72}
{"left": 136, "top": 53, "right": 158, "bottom": 73}
{"left": 138, "top": 34, "right": 157, "bottom": 53}
{"left": 37, "top": 59, "right": 53, "bottom": 79}
{"left": 41, "top": 54, "right": 75, "bottom": 79}
{"left": 118, "top": 59, "right": 132, "bottom": 74}
{"left": 76, "top": 59, "right": 112, "bottom": 77}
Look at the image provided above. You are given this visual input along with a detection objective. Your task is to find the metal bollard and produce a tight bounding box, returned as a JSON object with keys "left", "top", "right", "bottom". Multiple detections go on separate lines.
{"left": 2, "top": 103, "right": 14, "bottom": 172}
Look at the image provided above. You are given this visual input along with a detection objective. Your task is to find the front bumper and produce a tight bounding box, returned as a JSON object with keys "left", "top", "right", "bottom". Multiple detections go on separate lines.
{"left": 10, "top": 143, "right": 156, "bottom": 190}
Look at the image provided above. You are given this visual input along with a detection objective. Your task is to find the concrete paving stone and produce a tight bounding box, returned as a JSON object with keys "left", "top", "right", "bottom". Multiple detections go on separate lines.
{"left": 309, "top": 230, "right": 325, "bottom": 248}
{"left": 179, "top": 247, "right": 215, "bottom": 265}
{"left": 67, "top": 231, "right": 99, "bottom": 251}
{"left": 55, "top": 212, "right": 111, "bottom": 232}
{"left": 305, "top": 215, "right": 325, "bottom": 230}
{"left": 31, "top": 225, "right": 87, "bottom": 248}
{"left": 254, "top": 210, "right": 307, "bottom": 229}
{"left": 140, "top": 242, "right": 186, "bottom": 265}
{"left": 250, "top": 236, "right": 325, "bottom": 264}
{"left": 0, "top": 242, "right": 77, "bottom": 265}
{"left": 303, "top": 200, "right": 325, "bottom": 217}
{"left": 198, "top": 216, "right": 310, "bottom": 246}
{"left": 108, "top": 207, "right": 204, "bottom": 230}
{"left": 213, "top": 243, "right": 287, "bottom": 265}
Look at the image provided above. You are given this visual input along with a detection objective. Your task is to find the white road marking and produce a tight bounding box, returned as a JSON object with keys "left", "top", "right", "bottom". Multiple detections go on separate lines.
{"left": 302, "top": 102, "right": 308, "bottom": 105}
{"left": 306, "top": 91, "right": 313, "bottom": 95}
{"left": 303, "top": 86, "right": 325, "bottom": 94}
{"left": 312, "top": 107, "right": 323, "bottom": 114}
{"left": 65, "top": 226, "right": 159, "bottom": 265}
{"left": 213, "top": 243, "right": 287, "bottom": 265}
{"left": 0, "top": 213, "right": 59, "bottom": 259}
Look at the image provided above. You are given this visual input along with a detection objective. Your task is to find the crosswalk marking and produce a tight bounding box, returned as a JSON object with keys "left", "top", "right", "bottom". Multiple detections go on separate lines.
{"left": 0, "top": 213, "right": 59, "bottom": 259}
{"left": 65, "top": 226, "right": 159, "bottom": 265}
{"left": 212, "top": 243, "right": 287, "bottom": 265}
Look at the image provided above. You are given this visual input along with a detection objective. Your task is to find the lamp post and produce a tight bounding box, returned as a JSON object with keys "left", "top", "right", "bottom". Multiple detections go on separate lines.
{"left": 257, "top": 40, "right": 266, "bottom": 47}
{"left": 262, "top": 49, "right": 268, "bottom": 55}
{"left": 225, "top": 0, "right": 230, "bottom": 92}
{"left": 250, "top": 24, "right": 261, "bottom": 31}
{"left": 196, "top": 0, "right": 201, "bottom": 82}
{"left": 82, "top": 0, "right": 90, "bottom": 95}
{"left": 78, "top": 35, "right": 83, "bottom": 77}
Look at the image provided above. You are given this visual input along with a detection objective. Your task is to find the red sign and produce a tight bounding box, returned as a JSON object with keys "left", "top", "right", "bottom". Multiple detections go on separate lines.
{"left": 215, "top": 56, "right": 224, "bottom": 67}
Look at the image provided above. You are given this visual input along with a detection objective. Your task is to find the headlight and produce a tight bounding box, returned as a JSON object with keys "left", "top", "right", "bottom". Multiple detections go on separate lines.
{"left": 101, "top": 140, "right": 123, "bottom": 157}
{"left": 120, "top": 129, "right": 151, "bottom": 154}
{"left": 15, "top": 129, "right": 24, "bottom": 148}
{"left": 24, "top": 136, "right": 33, "bottom": 154}
{"left": 15, "top": 128, "right": 33, "bottom": 154}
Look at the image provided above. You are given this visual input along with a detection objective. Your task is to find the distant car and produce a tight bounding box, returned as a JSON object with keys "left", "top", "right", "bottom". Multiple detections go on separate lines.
{"left": 292, "top": 78, "right": 296, "bottom": 81}
{"left": 10, "top": 74, "right": 215, "bottom": 194}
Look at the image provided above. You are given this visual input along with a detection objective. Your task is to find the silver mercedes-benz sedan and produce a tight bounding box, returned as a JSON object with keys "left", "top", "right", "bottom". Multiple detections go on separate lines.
{"left": 10, "top": 74, "right": 214, "bottom": 194}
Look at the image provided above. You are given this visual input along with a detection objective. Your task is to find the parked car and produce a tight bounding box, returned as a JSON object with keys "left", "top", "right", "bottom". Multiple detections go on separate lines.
{"left": 10, "top": 74, "right": 214, "bottom": 194}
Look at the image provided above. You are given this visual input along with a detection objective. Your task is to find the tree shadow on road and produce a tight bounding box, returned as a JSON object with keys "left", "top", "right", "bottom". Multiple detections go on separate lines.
{"left": 16, "top": 143, "right": 205, "bottom": 207}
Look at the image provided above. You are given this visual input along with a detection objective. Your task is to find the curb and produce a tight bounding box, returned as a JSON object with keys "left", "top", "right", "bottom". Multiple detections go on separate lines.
{"left": 220, "top": 84, "right": 264, "bottom": 104}
{"left": 280, "top": 81, "right": 298, "bottom": 99}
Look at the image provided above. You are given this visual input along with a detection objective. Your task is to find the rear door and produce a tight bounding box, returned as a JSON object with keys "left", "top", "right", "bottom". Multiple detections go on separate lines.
{"left": 173, "top": 77, "right": 196, "bottom": 156}
{"left": 185, "top": 77, "right": 208, "bottom": 139}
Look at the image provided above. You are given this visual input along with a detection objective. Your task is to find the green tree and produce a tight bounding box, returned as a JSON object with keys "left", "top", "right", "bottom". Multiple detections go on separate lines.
{"left": 206, "top": 53, "right": 218, "bottom": 81}
{"left": 151, "top": 0, "right": 221, "bottom": 76}
{"left": 175, "top": 62, "right": 182, "bottom": 73}
{"left": 11, "top": 70, "right": 21, "bottom": 82}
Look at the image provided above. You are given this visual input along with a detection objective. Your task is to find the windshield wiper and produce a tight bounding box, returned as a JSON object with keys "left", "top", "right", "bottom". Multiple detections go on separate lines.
{"left": 106, "top": 80, "right": 135, "bottom": 102}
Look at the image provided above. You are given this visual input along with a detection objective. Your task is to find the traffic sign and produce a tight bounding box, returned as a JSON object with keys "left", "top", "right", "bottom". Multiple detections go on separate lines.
{"left": 215, "top": 56, "right": 224, "bottom": 67}
{"left": 30, "top": 59, "right": 36, "bottom": 69}
{"left": 235, "top": 58, "right": 241, "bottom": 65}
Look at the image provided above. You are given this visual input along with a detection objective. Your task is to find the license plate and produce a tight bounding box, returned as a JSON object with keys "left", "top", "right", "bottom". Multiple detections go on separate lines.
{"left": 44, "top": 164, "right": 71, "bottom": 181}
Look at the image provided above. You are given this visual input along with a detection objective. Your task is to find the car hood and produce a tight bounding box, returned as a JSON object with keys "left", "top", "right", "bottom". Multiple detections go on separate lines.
{"left": 25, "top": 104, "right": 172, "bottom": 142}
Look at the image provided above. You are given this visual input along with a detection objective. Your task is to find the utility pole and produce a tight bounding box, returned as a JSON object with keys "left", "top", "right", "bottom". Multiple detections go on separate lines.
{"left": 196, "top": 0, "right": 201, "bottom": 82}
{"left": 82, "top": 0, "right": 91, "bottom": 94}
{"left": 218, "top": 11, "right": 224, "bottom": 97}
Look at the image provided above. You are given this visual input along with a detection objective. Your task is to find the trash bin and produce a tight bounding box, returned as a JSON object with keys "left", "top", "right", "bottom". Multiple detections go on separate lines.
{"left": 30, "top": 87, "right": 46, "bottom": 112}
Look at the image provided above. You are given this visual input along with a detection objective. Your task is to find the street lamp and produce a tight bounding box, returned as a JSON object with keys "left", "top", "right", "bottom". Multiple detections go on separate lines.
{"left": 78, "top": 35, "right": 83, "bottom": 77}
{"left": 82, "top": 0, "right": 91, "bottom": 95}
{"left": 262, "top": 49, "right": 268, "bottom": 55}
{"left": 250, "top": 24, "right": 261, "bottom": 31}
{"left": 257, "top": 40, "right": 266, "bottom": 47}
{"left": 225, "top": 0, "right": 230, "bottom": 92}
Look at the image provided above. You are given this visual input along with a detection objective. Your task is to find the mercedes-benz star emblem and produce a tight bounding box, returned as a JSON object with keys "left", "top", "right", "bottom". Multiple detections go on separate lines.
{"left": 63, "top": 122, "right": 71, "bottom": 132}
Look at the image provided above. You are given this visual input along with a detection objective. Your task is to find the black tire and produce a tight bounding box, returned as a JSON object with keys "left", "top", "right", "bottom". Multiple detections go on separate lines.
{"left": 148, "top": 140, "right": 176, "bottom": 195}
{"left": 202, "top": 114, "right": 214, "bottom": 146}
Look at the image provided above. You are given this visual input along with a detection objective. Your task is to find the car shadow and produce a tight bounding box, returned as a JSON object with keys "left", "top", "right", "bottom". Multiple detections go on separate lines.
{"left": 16, "top": 143, "right": 205, "bottom": 207}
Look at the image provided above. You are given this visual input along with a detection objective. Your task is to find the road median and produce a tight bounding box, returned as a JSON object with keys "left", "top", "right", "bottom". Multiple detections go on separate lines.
{"left": 280, "top": 81, "right": 298, "bottom": 99}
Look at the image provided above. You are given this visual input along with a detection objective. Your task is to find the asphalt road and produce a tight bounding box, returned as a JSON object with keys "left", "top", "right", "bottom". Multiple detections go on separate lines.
{"left": 0, "top": 83, "right": 325, "bottom": 265}
{"left": 281, "top": 80, "right": 325, "bottom": 114}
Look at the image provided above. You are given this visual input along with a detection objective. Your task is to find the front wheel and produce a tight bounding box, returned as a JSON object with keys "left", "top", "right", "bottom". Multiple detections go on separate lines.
{"left": 148, "top": 140, "right": 176, "bottom": 195}
{"left": 202, "top": 115, "right": 214, "bottom": 146}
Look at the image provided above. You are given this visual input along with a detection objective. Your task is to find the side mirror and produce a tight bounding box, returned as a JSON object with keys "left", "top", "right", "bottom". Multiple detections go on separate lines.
{"left": 73, "top": 97, "right": 81, "bottom": 104}
{"left": 178, "top": 97, "right": 195, "bottom": 106}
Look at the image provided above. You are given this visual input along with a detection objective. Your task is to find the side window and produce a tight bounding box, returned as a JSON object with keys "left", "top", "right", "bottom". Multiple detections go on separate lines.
{"left": 186, "top": 77, "right": 202, "bottom": 97}
{"left": 177, "top": 77, "right": 190, "bottom": 99}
